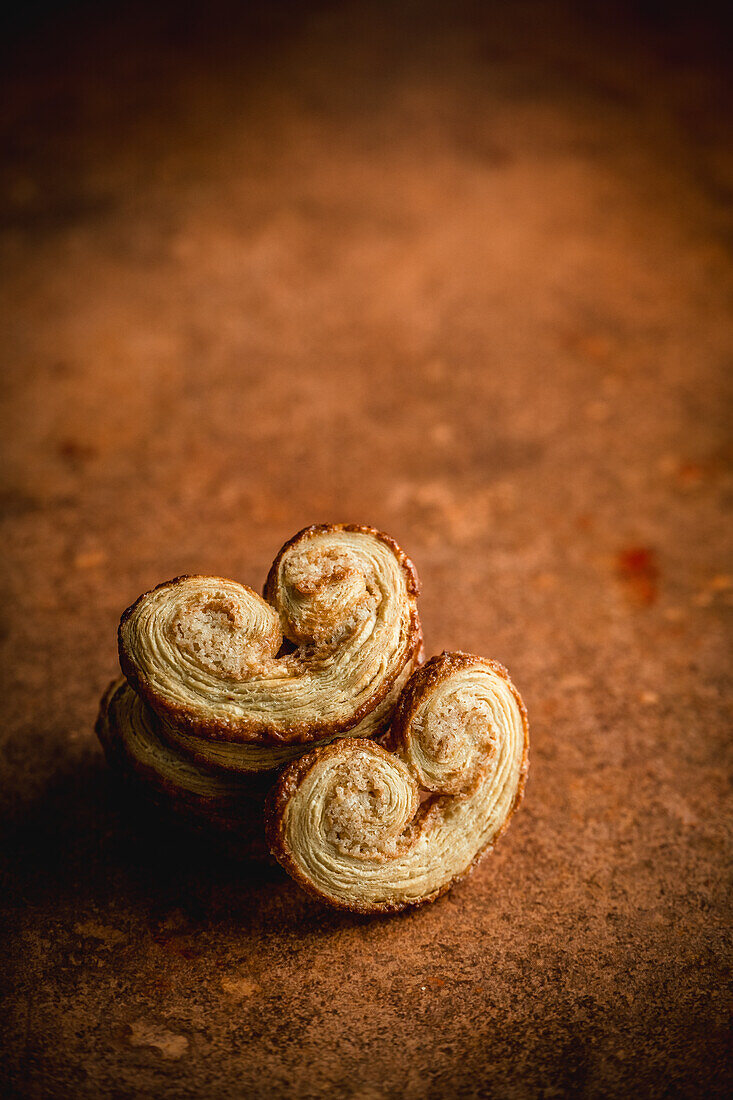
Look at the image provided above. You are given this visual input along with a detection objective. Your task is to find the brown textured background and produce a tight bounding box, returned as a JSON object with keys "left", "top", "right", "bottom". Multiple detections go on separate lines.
{"left": 1, "top": 2, "right": 732, "bottom": 1097}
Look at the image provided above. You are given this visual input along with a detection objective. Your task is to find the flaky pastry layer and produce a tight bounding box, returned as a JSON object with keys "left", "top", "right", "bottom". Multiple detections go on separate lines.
{"left": 96, "top": 677, "right": 269, "bottom": 852}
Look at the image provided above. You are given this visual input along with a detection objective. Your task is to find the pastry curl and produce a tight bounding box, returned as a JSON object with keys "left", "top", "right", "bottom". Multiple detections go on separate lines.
{"left": 96, "top": 677, "right": 268, "bottom": 854}
{"left": 118, "top": 525, "right": 422, "bottom": 772}
{"left": 265, "top": 653, "right": 529, "bottom": 913}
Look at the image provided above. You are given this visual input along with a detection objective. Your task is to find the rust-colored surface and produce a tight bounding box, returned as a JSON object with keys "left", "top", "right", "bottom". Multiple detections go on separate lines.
{"left": 1, "top": 2, "right": 731, "bottom": 1097}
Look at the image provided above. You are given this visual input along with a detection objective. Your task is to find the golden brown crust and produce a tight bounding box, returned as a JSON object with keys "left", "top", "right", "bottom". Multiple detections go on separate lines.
{"left": 265, "top": 652, "right": 529, "bottom": 913}
{"left": 117, "top": 525, "right": 423, "bottom": 758}
{"left": 263, "top": 523, "right": 421, "bottom": 603}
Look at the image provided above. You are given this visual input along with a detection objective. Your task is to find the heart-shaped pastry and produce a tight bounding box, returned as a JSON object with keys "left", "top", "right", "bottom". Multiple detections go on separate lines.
{"left": 265, "top": 652, "right": 529, "bottom": 912}
{"left": 117, "top": 525, "right": 423, "bottom": 773}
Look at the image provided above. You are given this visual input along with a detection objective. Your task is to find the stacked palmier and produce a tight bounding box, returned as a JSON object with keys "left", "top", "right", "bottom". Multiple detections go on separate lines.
{"left": 97, "top": 524, "right": 529, "bottom": 909}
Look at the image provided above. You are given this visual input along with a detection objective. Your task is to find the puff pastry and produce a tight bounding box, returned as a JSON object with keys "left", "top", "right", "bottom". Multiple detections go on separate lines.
{"left": 96, "top": 678, "right": 268, "bottom": 854}
{"left": 118, "top": 525, "right": 422, "bottom": 773}
{"left": 265, "top": 653, "right": 529, "bottom": 912}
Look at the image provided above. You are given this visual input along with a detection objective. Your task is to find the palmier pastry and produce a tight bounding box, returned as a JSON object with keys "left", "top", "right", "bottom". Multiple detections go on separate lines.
{"left": 265, "top": 653, "right": 529, "bottom": 912}
{"left": 96, "top": 678, "right": 269, "bottom": 855}
{"left": 118, "top": 525, "right": 422, "bottom": 772}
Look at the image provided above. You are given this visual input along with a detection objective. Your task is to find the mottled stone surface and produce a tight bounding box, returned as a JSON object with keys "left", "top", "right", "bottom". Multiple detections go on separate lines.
{"left": 1, "top": 2, "right": 731, "bottom": 1097}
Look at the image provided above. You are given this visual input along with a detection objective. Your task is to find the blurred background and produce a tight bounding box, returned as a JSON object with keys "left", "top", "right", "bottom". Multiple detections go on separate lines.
{"left": 1, "top": 2, "right": 731, "bottom": 1097}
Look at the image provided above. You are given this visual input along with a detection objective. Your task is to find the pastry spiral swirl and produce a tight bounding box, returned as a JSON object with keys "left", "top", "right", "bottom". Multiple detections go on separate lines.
{"left": 118, "top": 525, "right": 422, "bottom": 773}
{"left": 96, "top": 678, "right": 268, "bottom": 851}
{"left": 265, "top": 653, "right": 529, "bottom": 912}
